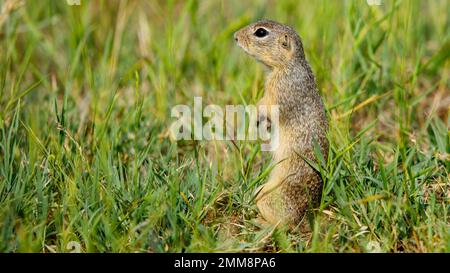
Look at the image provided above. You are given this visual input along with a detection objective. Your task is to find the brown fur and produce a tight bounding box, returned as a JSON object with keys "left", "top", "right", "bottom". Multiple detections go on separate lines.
{"left": 234, "top": 20, "right": 329, "bottom": 227}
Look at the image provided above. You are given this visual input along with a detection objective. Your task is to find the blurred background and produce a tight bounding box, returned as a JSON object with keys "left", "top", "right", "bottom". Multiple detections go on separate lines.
{"left": 0, "top": 0, "right": 448, "bottom": 252}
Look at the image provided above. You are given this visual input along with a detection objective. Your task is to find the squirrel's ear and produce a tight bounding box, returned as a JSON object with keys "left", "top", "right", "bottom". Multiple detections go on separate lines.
{"left": 280, "top": 34, "right": 291, "bottom": 50}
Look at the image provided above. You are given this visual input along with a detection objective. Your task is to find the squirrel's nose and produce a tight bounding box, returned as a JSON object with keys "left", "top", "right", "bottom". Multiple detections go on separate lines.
{"left": 233, "top": 32, "right": 238, "bottom": 42}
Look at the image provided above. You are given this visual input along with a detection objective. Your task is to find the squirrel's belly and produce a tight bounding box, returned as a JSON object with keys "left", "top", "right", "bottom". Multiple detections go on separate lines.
{"left": 271, "top": 128, "right": 290, "bottom": 162}
{"left": 258, "top": 124, "right": 322, "bottom": 226}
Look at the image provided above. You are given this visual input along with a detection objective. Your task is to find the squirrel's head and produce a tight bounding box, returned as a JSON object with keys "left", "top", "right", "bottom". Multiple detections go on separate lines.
{"left": 234, "top": 20, "right": 305, "bottom": 69}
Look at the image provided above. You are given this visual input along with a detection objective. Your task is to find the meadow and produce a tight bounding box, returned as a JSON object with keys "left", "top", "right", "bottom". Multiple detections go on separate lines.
{"left": 0, "top": 0, "right": 448, "bottom": 252}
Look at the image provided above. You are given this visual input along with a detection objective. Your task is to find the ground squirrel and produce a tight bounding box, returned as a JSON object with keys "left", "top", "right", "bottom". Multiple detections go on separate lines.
{"left": 234, "top": 20, "right": 329, "bottom": 227}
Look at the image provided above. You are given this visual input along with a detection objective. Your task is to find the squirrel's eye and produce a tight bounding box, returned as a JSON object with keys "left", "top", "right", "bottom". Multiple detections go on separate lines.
{"left": 254, "top": 28, "right": 269, "bottom": 38}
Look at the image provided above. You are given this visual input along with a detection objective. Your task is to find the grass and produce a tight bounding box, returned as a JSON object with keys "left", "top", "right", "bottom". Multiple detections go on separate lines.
{"left": 0, "top": 0, "right": 449, "bottom": 253}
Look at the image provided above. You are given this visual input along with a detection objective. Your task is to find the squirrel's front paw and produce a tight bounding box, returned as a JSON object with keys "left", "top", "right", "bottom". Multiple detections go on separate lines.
{"left": 257, "top": 115, "right": 271, "bottom": 131}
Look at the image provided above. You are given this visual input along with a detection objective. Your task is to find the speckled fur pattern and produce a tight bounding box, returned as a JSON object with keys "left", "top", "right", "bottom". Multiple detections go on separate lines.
{"left": 234, "top": 20, "right": 329, "bottom": 227}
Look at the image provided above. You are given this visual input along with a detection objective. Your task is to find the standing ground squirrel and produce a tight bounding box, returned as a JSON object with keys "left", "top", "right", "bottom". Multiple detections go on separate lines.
{"left": 234, "top": 20, "right": 329, "bottom": 227}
